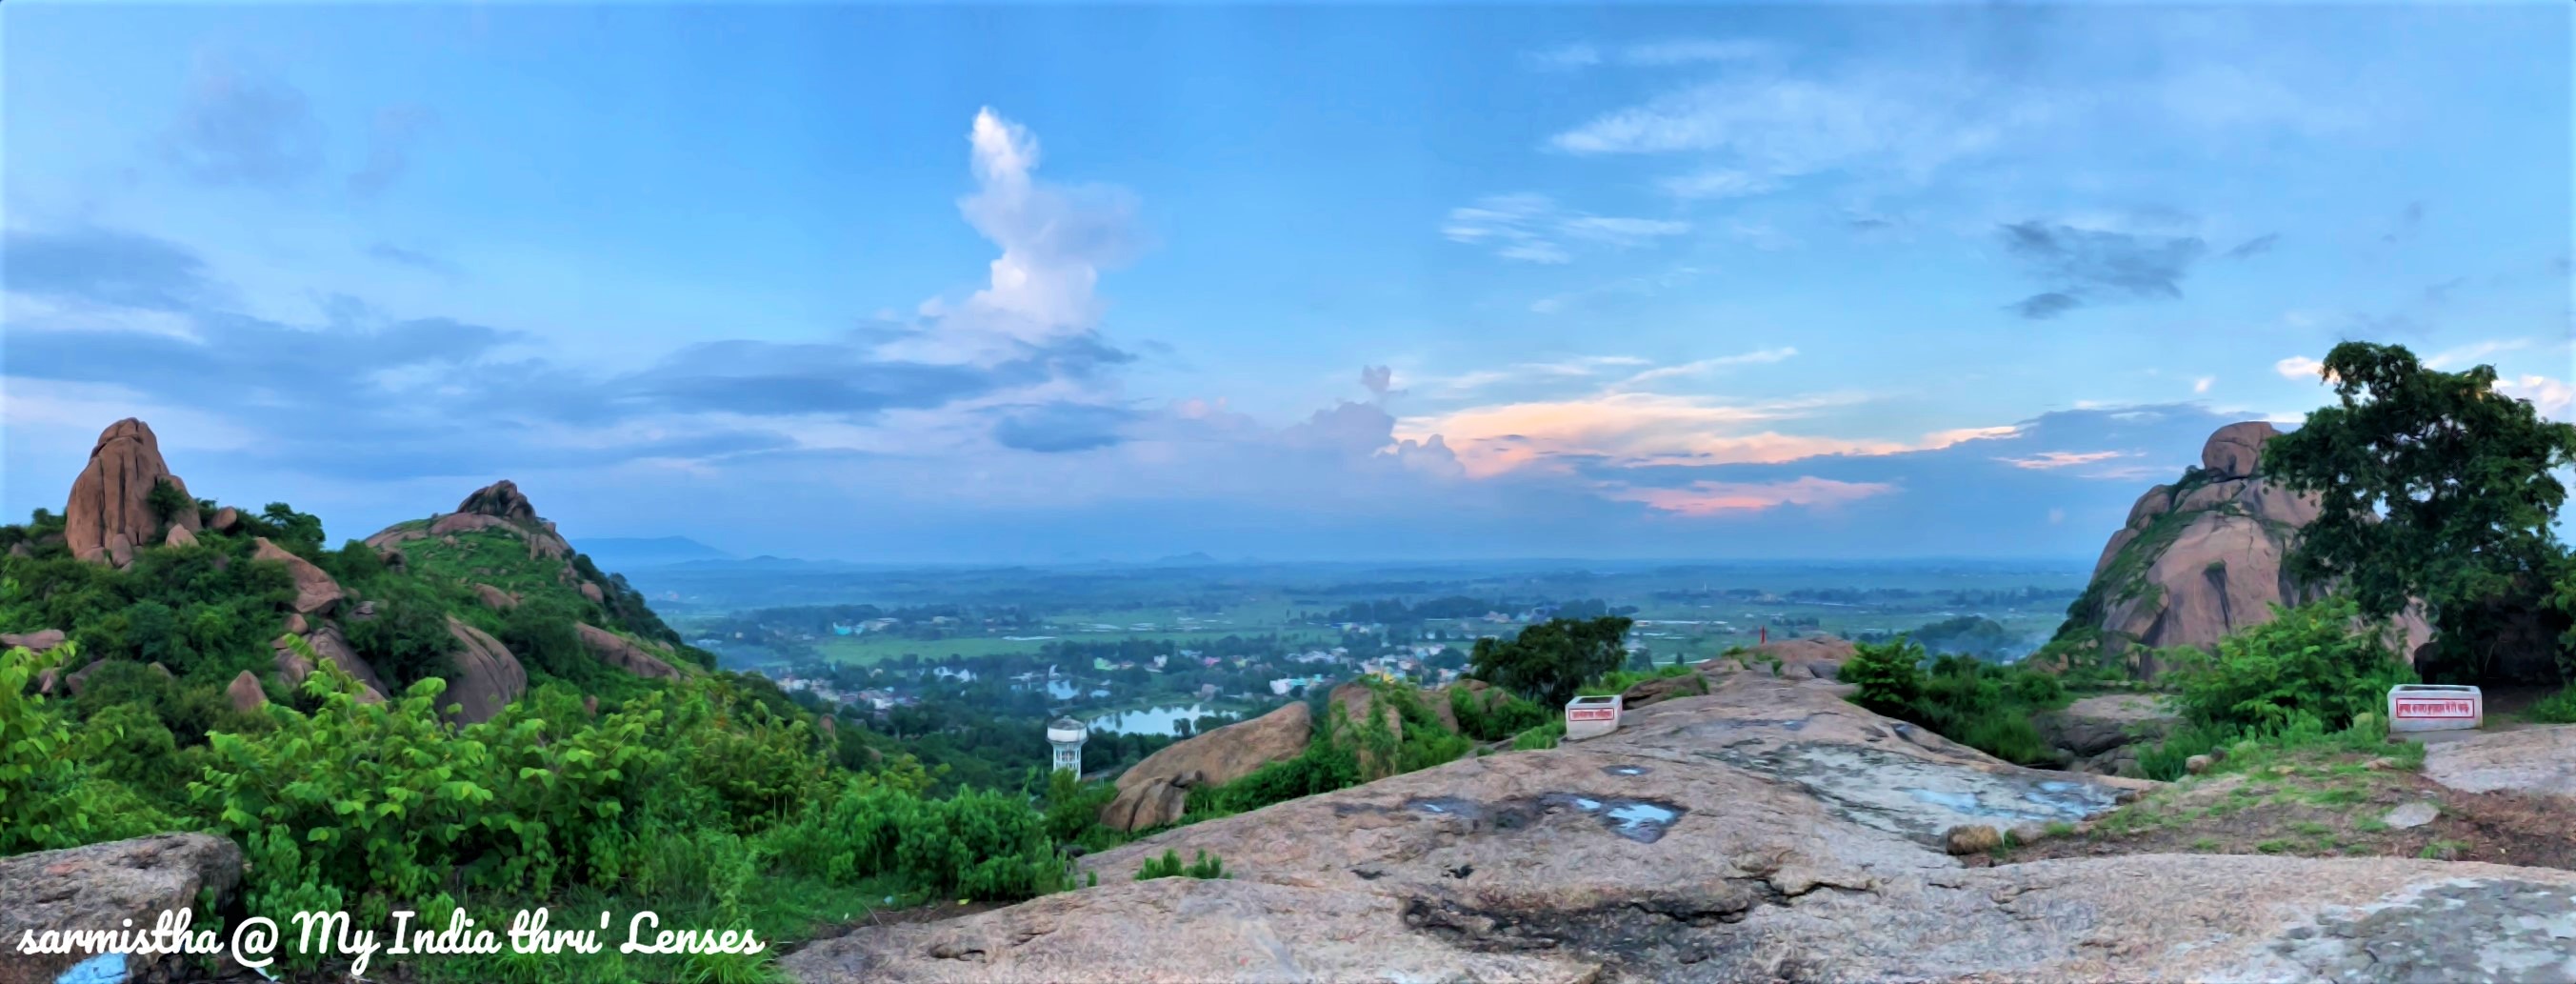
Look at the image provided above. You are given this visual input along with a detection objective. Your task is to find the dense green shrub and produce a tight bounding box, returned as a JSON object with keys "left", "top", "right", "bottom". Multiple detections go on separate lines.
{"left": 1135, "top": 849, "right": 1227, "bottom": 880}
{"left": 1, "top": 643, "right": 175, "bottom": 853}
{"left": 1449, "top": 685, "right": 1548, "bottom": 741}
{"left": 2164, "top": 596, "right": 2412, "bottom": 732}
{"left": 1467, "top": 615, "right": 1633, "bottom": 708}
{"left": 1840, "top": 638, "right": 1925, "bottom": 716}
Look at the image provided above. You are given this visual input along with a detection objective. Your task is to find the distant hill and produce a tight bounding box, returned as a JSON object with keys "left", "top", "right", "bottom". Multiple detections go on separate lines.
{"left": 577, "top": 535, "right": 733, "bottom": 569}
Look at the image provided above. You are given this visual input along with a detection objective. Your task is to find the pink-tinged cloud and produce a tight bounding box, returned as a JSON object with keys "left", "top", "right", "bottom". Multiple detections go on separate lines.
{"left": 1396, "top": 393, "right": 2019, "bottom": 478}
{"left": 1606, "top": 476, "right": 1898, "bottom": 515}
{"left": 1998, "top": 450, "right": 2128, "bottom": 470}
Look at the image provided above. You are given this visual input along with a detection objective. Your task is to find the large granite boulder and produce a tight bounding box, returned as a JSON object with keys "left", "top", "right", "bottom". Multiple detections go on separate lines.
{"left": 441, "top": 615, "right": 528, "bottom": 725}
{"left": 2052, "top": 422, "right": 2432, "bottom": 679}
{"left": 225, "top": 670, "right": 268, "bottom": 713}
{"left": 573, "top": 623, "right": 680, "bottom": 680}
{"left": 271, "top": 624, "right": 388, "bottom": 704}
{"left": 250, "top": 537, "right": 344, "bottom": 615}
{"left": 64, "top": 418, "right": 202, "bottom": 568}
{"left": 1100, "top": 702, "right": 1312, "bottom": 832}
{"left": 784, "top": 668, "right": 2576, "bottom": 984}
{"left": 0, "top": 833, "right": 243, "bottom": 984}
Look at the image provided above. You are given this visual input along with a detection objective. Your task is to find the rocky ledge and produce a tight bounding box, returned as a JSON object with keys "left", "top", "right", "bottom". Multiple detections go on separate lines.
{"left": 784, "top": 668, "right": 2576, "bottom": 983}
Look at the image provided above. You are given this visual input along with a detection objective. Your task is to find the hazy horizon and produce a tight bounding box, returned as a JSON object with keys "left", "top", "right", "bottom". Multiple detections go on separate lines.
{"left": 7, "top": 4, "right": 2568, "bottom": 564}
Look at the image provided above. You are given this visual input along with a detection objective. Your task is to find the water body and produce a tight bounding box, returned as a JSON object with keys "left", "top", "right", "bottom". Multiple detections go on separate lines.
{"left": 1088, "top": 704, "right": 1215, "bottom": 735}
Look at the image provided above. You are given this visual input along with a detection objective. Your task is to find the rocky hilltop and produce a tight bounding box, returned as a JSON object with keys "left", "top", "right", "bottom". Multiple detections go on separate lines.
{"left": 2047, "top": 421, "right": 2431, "bottom": 678}
{"left": 10, "top": 419, "right": 696, "bottom": 725}
{"left": 783, "top": 663, "right": 2576, "bottom": 983}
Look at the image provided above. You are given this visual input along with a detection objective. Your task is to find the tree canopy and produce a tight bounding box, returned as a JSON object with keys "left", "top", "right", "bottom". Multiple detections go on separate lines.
{"left": 1466, "top": 615, "right": 1633, "bottom": 708}
{"left": 2261, "top": 341, "right": 2576, "bottom": 678}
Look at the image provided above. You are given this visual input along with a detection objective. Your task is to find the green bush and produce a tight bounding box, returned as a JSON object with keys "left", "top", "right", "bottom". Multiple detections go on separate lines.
{"left": 1449, "top": 686, "right": 1548, "bottom": 741}
{"left": 2526, "top": 687, "right": 2576, "bottom": 724}
{"left": 1840, "top": 638, "right": 1925, "bottom": 716}
{"left": 2165, "top": 596, "right": 2413, "bottom": 732}
{"left": 1508, "top": 719, "right": 1565, "bottom": 751}
{"left": 1134, "top": 849, "right": 1228, "bottom": 881}
{"left": 1467, "top": 615, "right": 1633, "bottom": 708}
{"left": 2, "top": 642, "right": 178, "bottom": 853}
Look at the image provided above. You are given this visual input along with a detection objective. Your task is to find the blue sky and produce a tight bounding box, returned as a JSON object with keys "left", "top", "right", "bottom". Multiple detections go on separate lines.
{"left": 4, "top": 2, "right": 2569, "bottom": 562}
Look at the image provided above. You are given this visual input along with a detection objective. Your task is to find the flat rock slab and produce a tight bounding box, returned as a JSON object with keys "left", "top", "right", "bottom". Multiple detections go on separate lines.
{"left": 2382, "top": 801, "right": 2441, "bottom": 830}
{"left": 783, "top": 673, "right": 2576, "bottom": 984}
{"left": 0, "top": 833, "right": 242, "bottom": 984}
{"left": 2423, "top": 726, "right": 2576, "bottom": 799}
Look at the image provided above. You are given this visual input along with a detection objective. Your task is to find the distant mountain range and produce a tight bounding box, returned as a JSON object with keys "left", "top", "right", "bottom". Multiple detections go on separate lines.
{"left": 578, "top": 535, "right": 734, "bottom": 570}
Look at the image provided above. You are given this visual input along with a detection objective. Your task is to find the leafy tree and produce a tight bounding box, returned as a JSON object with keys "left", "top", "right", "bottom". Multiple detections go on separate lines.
{"left": 145, "top": 479, "right": 191, "bottom": 528}
{"left": 1466, "top": 615, "right": 1633, "bottom": 708}
{"left": 2263, "top": 342, "right": 2576, "bottom": 680}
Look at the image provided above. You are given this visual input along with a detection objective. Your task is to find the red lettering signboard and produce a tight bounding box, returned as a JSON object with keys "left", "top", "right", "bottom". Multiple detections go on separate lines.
{"left": 1568, "top": 708, "right": 1617, "bottom": 722}
{"left": 2386, "top": 685, "right": 2482, "bottom": 733}
{"left": 1564, "top": 694, "right": 1624, "bottom": 741}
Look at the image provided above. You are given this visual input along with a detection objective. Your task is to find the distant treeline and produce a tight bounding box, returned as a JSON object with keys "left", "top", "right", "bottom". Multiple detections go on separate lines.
{"left": 1652, "top": 586, "right": 2081, "bottom": 606}
{"left": 1318, "top": 596, "right": 1631, "bottom": 625}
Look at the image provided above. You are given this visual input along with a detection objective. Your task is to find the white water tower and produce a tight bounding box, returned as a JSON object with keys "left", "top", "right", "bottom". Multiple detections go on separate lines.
{"left": 1047, "top": 716, "right": 1088, "bottom": 774}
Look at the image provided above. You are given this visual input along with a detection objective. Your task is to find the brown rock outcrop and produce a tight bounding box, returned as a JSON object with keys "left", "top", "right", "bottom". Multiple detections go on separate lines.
{"left": 573, "top": 623, "right": 680, "bottom": 680}
{"left": 0, "top": 629, "right": 68, "bottom": 653}
{"left": 1099, "top": 702, "right": 1312, "bottom": 832}
{"left": 64, "top": 418, "right": 202, "bottom": 567}
{"left": 1329, "top": 680, "right": 1405, "bottom": 775}
{"left": 164, "top": 525, "right": 197, "bottom": 549}
{"left": 473, "top": 583, "right": 519, "bottom": 612}
{"left": 579, "top": 581, "right": 606, "bottom": 604}
{"left": 273, "top": 625, "right": 388, "bottom": 703}
{"left": 226, "top": 671, "right": 268, "bottom": 713}
{"left": 250, "top": 537, "right": 344, "bottom": 615}
{"left": 2059, "top": 422, "right": 2432, "bottom": 678}
{"left": 0, "top": 833, "right": 244, "bottom": 984}
{"left": 365, "top": 479, "right": 574, "bottom": 561}
{"left": 441, "top": 615, "right": 527, "bottom": 725}
{"left": 210, "top": 505, "right": 239, "bottom": 532}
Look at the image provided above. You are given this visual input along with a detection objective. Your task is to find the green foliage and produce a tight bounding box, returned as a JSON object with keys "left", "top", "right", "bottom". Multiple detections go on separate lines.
{"left": 1, "top": 643, "right": 176, "bottom": 853}
{"left": 1583, "top": 663, "right": 1693, "bottom": 695}
{"left": 1134, "top": 849, "right": 1228, "bottom": 880}
{"left": 1466, "top": 615, "right": 1633, "bottom": 708}
{"left": 759, "top": 780, "right": 1071, "bottom": 902}
{"left": 1840, "top": 638, "right": 1925, "bottom": 716}
{"left": 2525, "top": 686, "right": 2576, "bottom": 724}
{"left": 2263, "top": 341, "right": 2576, "bottom": 680}
{"left": 1508, "top": 719, "right": 1565, "bottom": 751}
{"left": 2136, "top": 711, "right": 2407, "bottom": 782}
{"left": 1039, "top": 769, "right": 1124, "bottom": 853}
{"left": 2164, "top": 596, "right": 2413, "bottom": 732}
{"left": 237, "top": 503, "right": 328, "bottom": 554}
{"left": 340, "top": 577, "right": 463, "bottom": 688}
{"left": 1183, "top": 711, "right": 1364, "bottom": 822}
{"left": 145, "top": 479, "right": 192, "bottom": 527}
{"left": 1448, "top": 685, "right": 1548, "bottom": 742}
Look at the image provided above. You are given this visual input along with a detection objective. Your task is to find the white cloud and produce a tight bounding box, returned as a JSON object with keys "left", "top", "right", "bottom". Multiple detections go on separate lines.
{"left": 2425, "top": 338, "right": 2532, "bottom": 370}
{"left": 1656, "top": 168, "right": 1776, "bottom": 201}
{"left": 2501, "top": 375, "right": 2574, "bottom": 419}
{"left": 2274, "top": 355, "right": 2326, "bottom": 381}
{"left": 1620, "top": 39, "right": 1779, "bottom": 67}
{"left": 882, "top": 107, "right": 1141, "bottom": 364}
{"left": 1998, "top": 450, "right": 2128, "bottom": 470}
{"left": 2193, "top": 376, "right": 2214, "bottom": 394}
{"left": 1605, "top": 475, "right": 1895, "bottom": 516}
{"left": 1443, "top": 193, "right": 1689, "bottom": 264}
{"left": 1525, "top": 44, "right": 1602, "bottom": 71}
{"left": 1609, "top": 348, "right": 1798, "bottom": 390}
{"left": 1548, "top": 71, "right": 2058, "bottom": 187}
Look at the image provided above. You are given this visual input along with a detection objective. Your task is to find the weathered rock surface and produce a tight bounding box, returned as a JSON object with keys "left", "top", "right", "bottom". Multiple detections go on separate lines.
{"left": 225, "top": 670, "right": 267, "bottom": 713}
{"left": 2036, "top": 693, "right": 2178, "bottom": 760}
{"left": 272, "top": 624, "right": 388, "bottom": 703}
{"left": 210, "top": 505, "right": 239, "bottom": 532}
{"left": 2056, "top": 421, "right": 2433, "bottom": 678}
{"left": 0, "top": 629, "right": 68, "bottom": 653}
{"left": 1100, "top": 702, "right": 1312, "bottom": 832}
{"left": 367, "top": 479, "right": 574, "bottom": 561}
{"left": 473, "top": 583, "right": 519, "bottom": 612}
{"left": 442, "top": 615, "right": 528, "bottom": 725}
{"left": 1619, "top": 669, "right": 1713, "bottom": 709}
{"left": 63, "top": 418, "right": 202, "bottom": 568}
{"left": 786, "top": 666, "right": 2576, "bottom": 984}
{"left": 250, "top": 537, "right": 344, "bottom": 615}
{"left": 573, "top": 623, "right": 680, "bottom": 680}
{"left": 0, "top": 833, "right": 243, "bottom": 984}
{"left": 1701, "top": 635, "right": 1855, "bottom": 681}
{"left": 163, "top": 525, "right": 197, "bottom": 549}
{"left": 2423, "top": 726, "right": 2576, "bottom": 800}
{"left": 580, "top": 580, "right": 606, "bottom": 604}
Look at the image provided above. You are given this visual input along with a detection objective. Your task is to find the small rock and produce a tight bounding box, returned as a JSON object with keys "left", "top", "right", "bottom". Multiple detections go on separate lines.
{"left": 210, "top": 506, "right": 239, "bottom": 532}
{"left": 164, "top": 525, "right": 197, "bottom": 549}
{"left": 2382, "top": 801, "right": 2439, "bottom": 830}
{"left": 226, "top": 671, "right": 268, "bottom": 713}
{"left": 285, "top": 612, "right": 309, "bottom": 635}
{"left": 2008, "top": 822, "right": 2050, "bottom": 844}
{"left": 2185, "top": 754, "right": 2214, "bottom": 775}
{"left": 1945, "top": 824, "right": 2004, "bottom": 855}
{"left": 2366, "top": 756, "right": 2400, "bottom": 771}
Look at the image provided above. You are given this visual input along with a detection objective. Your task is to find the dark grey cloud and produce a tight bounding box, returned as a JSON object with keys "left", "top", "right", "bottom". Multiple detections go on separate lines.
{"left": 1997, "top": 220, "right": 2208, "bottom": 319}
{"left": 162, "top": 59, "right": 324, "bottom": 186}
{"left": 622, "top": 340, "right": 1011, "bottom": 417}
{"left": 2007, "top": 291, "right": 2081, "bottom": 320}
{"left": 1360, "top": 365, "right": 1398, "bottom": 401}
{"left": 5, "top": 227, "right": 228, "bottom": 311}
{"left": 992, "top": 402, "right": 1135, "bottom": 452}
{"left": 366, "top": 242, "right": 461, "bottom": 278}
{"left": 2223, "top": 233, "right": 2280, "bottom": 260}
{"left": 348, "top": 105, "right": 438, "bottom": 198}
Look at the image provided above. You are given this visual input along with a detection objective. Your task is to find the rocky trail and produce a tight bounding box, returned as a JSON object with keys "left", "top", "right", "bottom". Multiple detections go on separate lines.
{"left": 780, "top": 668, "right": 2576, "bottom": 983}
